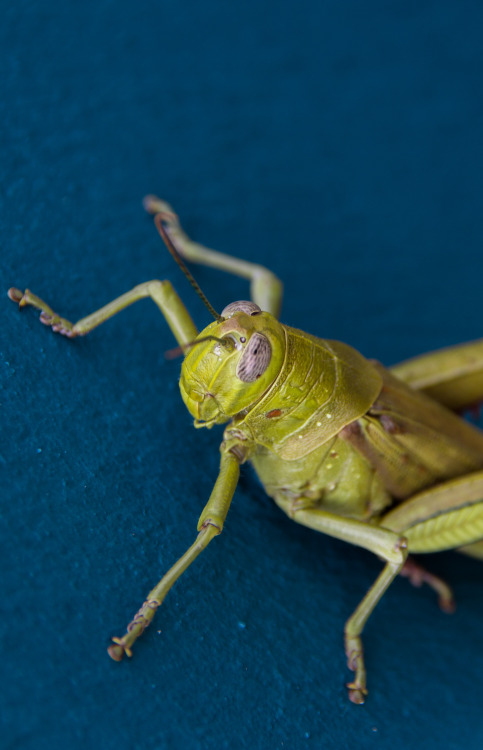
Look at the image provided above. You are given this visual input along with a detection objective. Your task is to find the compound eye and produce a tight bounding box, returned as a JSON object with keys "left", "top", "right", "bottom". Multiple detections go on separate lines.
{"left": 221, "top": 300, "right": 262, "bottom": 318}
{"left": 236, "top": 333, "right": 271, "bottom": 382}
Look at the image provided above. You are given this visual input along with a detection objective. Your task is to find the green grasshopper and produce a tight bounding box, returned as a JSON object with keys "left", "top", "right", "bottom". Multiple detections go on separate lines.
{"left": 8, "top": 196, "right": 483, "bottom": 703}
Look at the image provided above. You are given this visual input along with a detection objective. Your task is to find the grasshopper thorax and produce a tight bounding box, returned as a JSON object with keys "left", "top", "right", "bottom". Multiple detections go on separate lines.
{"left": 179, "top": 303, "right": 286, "bottom": 427}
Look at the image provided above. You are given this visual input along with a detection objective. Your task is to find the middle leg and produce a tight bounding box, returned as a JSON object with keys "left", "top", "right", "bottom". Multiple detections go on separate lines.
{"left": 144, "top": 196, "right": 284, "bottom": 317}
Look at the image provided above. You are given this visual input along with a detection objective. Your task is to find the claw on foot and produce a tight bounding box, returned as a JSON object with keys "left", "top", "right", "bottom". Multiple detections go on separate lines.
{"left": 345, "top": 639, "right": 368, "bottom": 705}
{"left": 108, "top": 638, "right": 132, "bottom": 662}
{"left": 8, "top": 286, "right": 78, "bottom": 337}
{"left": 437, "top": 594, "right": 456, "bottom": 614}
{"left": 8, "top": 287, "right": 24, "bottom": 304}
{"left": 347, "top": 683, "right": 368, "bottom": 705}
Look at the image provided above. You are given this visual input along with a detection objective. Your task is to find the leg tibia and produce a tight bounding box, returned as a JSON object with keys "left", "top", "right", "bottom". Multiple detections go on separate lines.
{"left": 344, "top": 560, "right": 404, "bottom": 704}
{"left": 144, "top": 195, "right": 283, "bottom": 317}
{"left": 108, "top": 450, "right": 240, "bottom": 661}
{"left": 8, "top": 279, "right": 198, "bottom": 347}
{"left": 108, "top": 523, "right": 220, "bottom": 661}
{"left": 282, "top": 502, "right": 408, "bottom": 703}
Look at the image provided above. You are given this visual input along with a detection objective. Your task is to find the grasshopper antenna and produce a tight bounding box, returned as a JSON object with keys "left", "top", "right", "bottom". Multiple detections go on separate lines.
{"left": 144, "top": 196, "right": 223, "bottom": 323}
{"left": 165, "top": 334, "right": 236, "bottom": 360}
{"left": 155, "top": 214, "right": 223, "bottom": 322}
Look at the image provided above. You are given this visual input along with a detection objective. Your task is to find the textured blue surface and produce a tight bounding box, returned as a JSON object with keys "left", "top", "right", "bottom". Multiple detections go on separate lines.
{"left": 2, "top": 2, "right": 483, "bottom": 748}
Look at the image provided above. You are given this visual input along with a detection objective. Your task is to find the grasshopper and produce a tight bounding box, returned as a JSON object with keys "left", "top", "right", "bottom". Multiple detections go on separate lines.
{"left": 8, "top": 196, "right": 483, "bottom": 703}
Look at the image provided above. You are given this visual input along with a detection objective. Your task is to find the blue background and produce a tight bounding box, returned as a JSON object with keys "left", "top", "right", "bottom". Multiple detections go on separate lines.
{"left": 2, "top": 1, "right": 483, "bottom": 748}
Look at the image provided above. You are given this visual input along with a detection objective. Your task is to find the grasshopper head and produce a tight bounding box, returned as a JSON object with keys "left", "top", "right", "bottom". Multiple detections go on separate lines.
{"left": 179, "top": 301, "right": 286, "bottom": 427}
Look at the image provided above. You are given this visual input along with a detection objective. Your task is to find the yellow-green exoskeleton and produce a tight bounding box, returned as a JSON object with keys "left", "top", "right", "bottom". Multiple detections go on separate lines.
{"left": 8, "top": 196, "right": 483, "bottom": 704}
